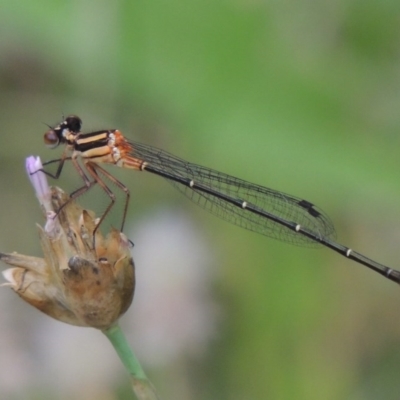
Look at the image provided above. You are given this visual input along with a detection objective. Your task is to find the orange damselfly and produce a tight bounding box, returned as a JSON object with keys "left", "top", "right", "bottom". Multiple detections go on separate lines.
{"left": 37, "top": 115, "right": 400, "bottom": 284}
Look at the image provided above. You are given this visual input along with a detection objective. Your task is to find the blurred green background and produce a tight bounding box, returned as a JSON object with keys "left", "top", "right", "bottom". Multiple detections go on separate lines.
{"left": 2, "top": 1, "right": 400, "bottom": 399}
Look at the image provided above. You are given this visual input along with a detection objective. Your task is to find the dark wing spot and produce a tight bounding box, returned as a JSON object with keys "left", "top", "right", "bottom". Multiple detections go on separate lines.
{"left": 298, "top": 199, "right": 321, "bottom": 218}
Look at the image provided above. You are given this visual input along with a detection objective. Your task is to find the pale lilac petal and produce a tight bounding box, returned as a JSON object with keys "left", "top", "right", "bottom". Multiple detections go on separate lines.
{"left": 25, "top": 156, "right": 52, "bottom": 212}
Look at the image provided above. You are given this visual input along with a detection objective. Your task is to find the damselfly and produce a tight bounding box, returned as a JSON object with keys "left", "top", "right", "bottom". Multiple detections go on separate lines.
{"left": 38, "top": 115, "right": 400, "bottom": 284}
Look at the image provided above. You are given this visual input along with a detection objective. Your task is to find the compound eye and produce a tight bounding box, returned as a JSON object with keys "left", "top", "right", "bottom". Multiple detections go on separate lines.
{"left": 44, "top": 129, "right": 60, "bottom": 148}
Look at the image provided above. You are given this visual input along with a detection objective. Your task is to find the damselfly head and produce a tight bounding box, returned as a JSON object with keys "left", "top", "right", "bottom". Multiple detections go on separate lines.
{"left": 44, "top": 115, "right": 82, "bottom": 148}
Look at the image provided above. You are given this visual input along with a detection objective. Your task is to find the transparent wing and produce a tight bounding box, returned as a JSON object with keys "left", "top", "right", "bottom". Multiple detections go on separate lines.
{"left": 128, "top": 140, "right": 336, "bottom": 247}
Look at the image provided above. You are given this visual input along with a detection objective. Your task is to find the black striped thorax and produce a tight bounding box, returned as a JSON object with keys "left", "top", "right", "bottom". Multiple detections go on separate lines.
{"left": 72, "top": 130, "right": 115, "bottom": 153}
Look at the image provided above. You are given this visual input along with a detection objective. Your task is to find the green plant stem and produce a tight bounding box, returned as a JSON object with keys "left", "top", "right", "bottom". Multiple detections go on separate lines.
{"left": 103, "top": 324, "right": 160, "bottom": 400}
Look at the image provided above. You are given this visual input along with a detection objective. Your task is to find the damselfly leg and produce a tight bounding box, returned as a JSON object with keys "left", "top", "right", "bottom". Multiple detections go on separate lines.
{"left": 37, "top": 156, "right": 130, "bottom": 246}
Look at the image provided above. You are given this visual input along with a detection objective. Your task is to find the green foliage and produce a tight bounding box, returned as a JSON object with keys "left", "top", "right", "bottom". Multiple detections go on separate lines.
{"left": 1, "top": 1, "right": 400, "bottom": 399}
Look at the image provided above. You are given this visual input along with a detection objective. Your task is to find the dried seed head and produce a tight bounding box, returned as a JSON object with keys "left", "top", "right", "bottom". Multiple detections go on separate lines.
{"left": 1, "top": 158, "right": 135, "bottom": 329}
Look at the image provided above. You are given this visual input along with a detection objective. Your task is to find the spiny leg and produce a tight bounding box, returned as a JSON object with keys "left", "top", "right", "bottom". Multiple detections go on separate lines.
{"left": 31, "top": 151, "right": 97, "bottom": 220}
{"left": 33, "top": 148, "right": 72, "bottom": 179}
{"left": 53, "top": 155, "right": 96, "bottom": 216}
{"left": 84, "top": 161, "right": 130, "bottom": 233}
{"left": 34, "top": 153, "right": 130, "bottom": 247}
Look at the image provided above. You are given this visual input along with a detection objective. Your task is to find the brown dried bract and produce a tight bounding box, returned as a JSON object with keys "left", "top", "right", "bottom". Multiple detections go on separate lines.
{"left": 1, "top": 187, "right": 135, "bottom": 329}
